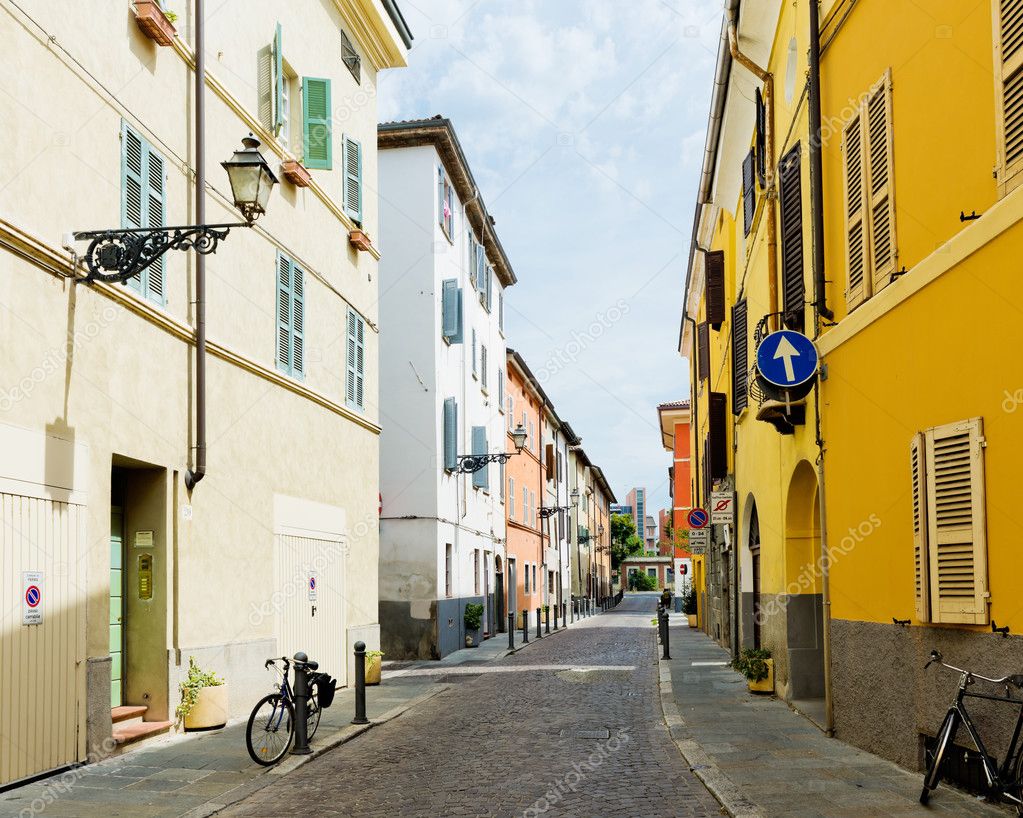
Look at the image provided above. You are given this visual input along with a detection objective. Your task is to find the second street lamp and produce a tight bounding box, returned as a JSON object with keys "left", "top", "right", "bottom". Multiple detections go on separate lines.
{"left": 456, "top": 424, "right": 528, "bottom": 474}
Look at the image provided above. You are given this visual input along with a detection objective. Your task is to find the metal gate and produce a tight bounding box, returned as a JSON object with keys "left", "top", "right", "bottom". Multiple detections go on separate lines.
{"left": 0, "top": 492, "right": 87, "bottom": 786}
{"left": 274, "top": 534, "right": 347, "bottom": 686}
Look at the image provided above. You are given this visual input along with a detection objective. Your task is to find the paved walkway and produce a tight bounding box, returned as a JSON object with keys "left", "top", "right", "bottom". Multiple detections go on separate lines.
{"left": 0, "top": 605, "right": 607, "bottom": 818}
{"left": 219, "top": 594, "right": 721, "bottom": 817}
{"left": 662, "top": 617, "right": 1007, "bottom": 817}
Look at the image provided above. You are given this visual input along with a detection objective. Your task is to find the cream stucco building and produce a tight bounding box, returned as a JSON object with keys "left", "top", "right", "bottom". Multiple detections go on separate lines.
{"left": 0, "top": 0, "right": 410, "bottom": 786}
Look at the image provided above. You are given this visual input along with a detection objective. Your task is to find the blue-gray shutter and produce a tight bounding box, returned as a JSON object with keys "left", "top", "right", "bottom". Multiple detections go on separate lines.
{"left": 471, "top": 329, "right": 477, "bottom": 375}
{"left": 291, "top": 264, "right": 304, "bottom": 376}
{"left": 346, "top": 309, "right": 364, "bottom": 409}
{"left": 342, "top": 136, "right": 363, "bottom": 222}
{"left": 121, "top": 121, "right": 165, "bottom": 303}
{"left": 276, "top": 252, "right": 293, "bottom": 373}
{"left": 437, "top": 166, "right": 446, "bottom": 228}
{"left": 472, "top": 426, "right": 488, "bottom": 489}
{"left": 442, "top": 279, "right": 463, "bottom": 342}
{"left": 443, "top": 397, "right": 457, "bottom": 471}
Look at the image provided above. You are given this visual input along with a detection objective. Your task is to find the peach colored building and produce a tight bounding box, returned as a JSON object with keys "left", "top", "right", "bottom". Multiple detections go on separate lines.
{"left": 658, "top": 401, "right": 692, "bottom": 557}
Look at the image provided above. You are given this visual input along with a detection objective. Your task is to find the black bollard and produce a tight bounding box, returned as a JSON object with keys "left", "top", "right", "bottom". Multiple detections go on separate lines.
{"left": 562, "top": 602, "right": 567, "bottom": 627}
{"left": 352, "top": 642, "right": 369, "bottom": 724}
{"left": 291, "top": 652, "right": 313, "bottom": 754}
{"left": 508, "top": 613, "right": 515, "bottom": 650}
{"left": 545, "top": 606, "right": 550, "bottom": 634}
{"left": 522, "top": 610, "right": 529, "bottom": 643}
{"left": 536, "top": 608, "right": 542, "bottom": 639}
{"left": 553, "top": 604, "right": 559, "bottom": 631}
{"left": 661, "top": 609, "right": 671, "bottom": 660}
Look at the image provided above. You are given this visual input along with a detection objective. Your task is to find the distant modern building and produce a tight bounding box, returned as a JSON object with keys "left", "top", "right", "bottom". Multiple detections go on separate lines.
{"left": 644, "top": 515, "right": 657, "bottom": 552}
{"left": 623, "top": 487, "right": 647, "bottom": 544}
{"left": 610, "top": 503, "right": 632, "bottom": 517}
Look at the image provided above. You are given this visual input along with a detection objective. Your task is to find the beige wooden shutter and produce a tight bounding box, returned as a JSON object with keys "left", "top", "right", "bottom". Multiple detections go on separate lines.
{"left": 910, "top": 433, "right": 930, "bottom": 622}
{"left": 925, "top": 417, "right": 989, "bottom": 625}
{"left": 843, "top": 109, "right": 869, "bottom": 310}
{"left": 995, "top": 0, "right": 1023, "bottom": 195}
{"left": 865, "top": 70, "right": 897, "bottom": 294}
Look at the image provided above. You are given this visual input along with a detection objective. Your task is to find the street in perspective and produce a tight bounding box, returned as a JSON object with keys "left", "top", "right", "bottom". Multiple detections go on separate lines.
{"left": 1, "top": 0, "right": 1022, "bottom": 817}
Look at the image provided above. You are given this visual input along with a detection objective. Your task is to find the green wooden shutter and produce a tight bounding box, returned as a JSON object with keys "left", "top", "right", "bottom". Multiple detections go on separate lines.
{"left": 291, "top": 264, "right": 304, "bottom": 377}
{"left": 122, "top": 122, "right": 145, "bottom": 293}
{"left": 472, "top": 426, "right": 488, "bottom": 489}
{"left": 302, "top": 77, "right": 332, "bottom": 170}
{"left": 342, "top": 136, "right": 362, "bottom": 222}
{"left": 145, "top": 147, "right": 166, "bottom": 304}
{"left": 257, "top": 42, "right": 274, "bottom": 133}
{"left": 345, "top": 310, "right": 357, "bottom": 405}
{"left": 273, "top": 24, "right": 284, "bottom": 135}
{"left": 346, "top": 309, "right": 364, "bottom": 409}
{"left": 276, "top": 253, "right": 293, "bottom": 373}
{"left": 443, "top": 398, "right": 458, "bottom": 471}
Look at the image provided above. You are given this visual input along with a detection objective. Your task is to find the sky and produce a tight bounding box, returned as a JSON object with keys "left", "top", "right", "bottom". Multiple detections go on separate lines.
{"left": 378, "top": 0, "right": 722, "bottom": 518}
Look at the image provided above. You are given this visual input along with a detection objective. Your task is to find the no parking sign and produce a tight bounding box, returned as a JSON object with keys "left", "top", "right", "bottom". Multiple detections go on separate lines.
{"left": 22, "top": 571, "right": 43, "bottom": 625}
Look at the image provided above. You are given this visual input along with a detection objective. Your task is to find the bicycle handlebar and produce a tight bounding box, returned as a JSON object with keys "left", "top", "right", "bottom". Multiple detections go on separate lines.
{"left": 925, "top": 649, "right": 1023, "bottom": 687}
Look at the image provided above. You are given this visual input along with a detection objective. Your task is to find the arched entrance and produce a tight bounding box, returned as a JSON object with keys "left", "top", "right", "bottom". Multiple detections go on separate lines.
{"left": 739, "top": 495, "right": 762, "bottom": 649}
{"left": 784, "top": 461, "right": 825, "bottom": 701}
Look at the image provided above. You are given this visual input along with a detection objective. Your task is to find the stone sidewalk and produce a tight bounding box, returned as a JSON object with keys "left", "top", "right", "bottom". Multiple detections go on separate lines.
{"left": 0, "top": 606, "right": 601, "bottom": 818}
{"left": 661, "top": 617, "right": 1007, "bottom": 817}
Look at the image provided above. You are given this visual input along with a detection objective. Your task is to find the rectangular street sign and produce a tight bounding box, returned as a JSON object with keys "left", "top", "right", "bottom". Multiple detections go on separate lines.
{"left": 687, "top": 528, "right": 709, "bottom": 554}
{"left": 22, "top": 571, "right": 43, "bottom": 626}
{"left": 711, "top": 491, "right": 735, "bottom": 525}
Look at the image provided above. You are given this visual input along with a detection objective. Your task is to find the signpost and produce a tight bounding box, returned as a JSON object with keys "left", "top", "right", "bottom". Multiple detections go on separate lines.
{"left": 756, "top": 330, "right": 819, "bottom": 388}
{"left": 687, "top": 508, "right": 709, "bottom": 529}
{"left": 711, "top": 491, "right": 735, "bottom": 525}
{"left": 687, "top": 528, "right": 709, "bottom": 553}
{"left": 22, "top": 571, "right": 43, "bottom": 625}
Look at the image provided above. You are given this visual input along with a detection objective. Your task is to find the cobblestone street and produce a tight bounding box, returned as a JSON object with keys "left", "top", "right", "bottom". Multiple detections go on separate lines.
{"left": 220, "top": 594, "right": 721, "bottom": 818}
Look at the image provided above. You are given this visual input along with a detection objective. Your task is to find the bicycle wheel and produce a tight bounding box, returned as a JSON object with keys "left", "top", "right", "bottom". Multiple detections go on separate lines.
{"left": 307, "top": 690, "right": 322, "bottom": 740}
{"left": 921, "top": 709, "right": 959, "bottom": 803}
{"left": 1011, "top": 747, "right": 1023, "bottom": 815}
{"left": 246, "top": 694, "right": 294, "bottom": 766}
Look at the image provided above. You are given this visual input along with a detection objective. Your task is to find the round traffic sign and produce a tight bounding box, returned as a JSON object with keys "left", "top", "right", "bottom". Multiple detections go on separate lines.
{"left": 309, "top": 577, "right": 316, "bottom": 591}
{"left": 25, "top": 586, "right": 41, "bottom": 608}
{"left": 687, "top": 508, "right": 709, "bottom": 529}
{"left": 756, "top": 330, "right": 819, "bottom": 388}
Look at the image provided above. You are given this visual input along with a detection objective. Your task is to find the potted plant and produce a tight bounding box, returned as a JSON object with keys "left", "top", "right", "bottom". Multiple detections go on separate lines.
{"left": 133, "top": 1, "right": 177, "bottom": 46}
{"left": 365, "top": 650, "right": 384, "bottom": 686}
{"left": 734, "top": 647, "right": 774, "bottom": 694}
{"left": 463, "top": 602, "right": 484, "bottom": 647}
{"left": 683, "top": 590, "right": 698, "bottom": 627}
{"left": 176, "top": 657, "right": 227, "bottom": 730}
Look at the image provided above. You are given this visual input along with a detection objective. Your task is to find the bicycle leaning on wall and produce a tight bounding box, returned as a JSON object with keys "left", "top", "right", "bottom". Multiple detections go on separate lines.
{"left": 920, "top": 649, "right": 1023, "bottom": 812}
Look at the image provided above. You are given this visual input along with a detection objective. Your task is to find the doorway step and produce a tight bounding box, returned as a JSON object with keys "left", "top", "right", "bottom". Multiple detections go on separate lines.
{"left": 111, "top": 705, "right": 173, "bottom": 747}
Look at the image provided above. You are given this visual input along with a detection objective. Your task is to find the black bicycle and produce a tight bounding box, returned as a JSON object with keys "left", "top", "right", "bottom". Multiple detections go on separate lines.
{"left": 245, "top": 655, "right": 322, "bottom": 766}
{"left": 920, "top": 649, "right": 1023, "bottom": 812}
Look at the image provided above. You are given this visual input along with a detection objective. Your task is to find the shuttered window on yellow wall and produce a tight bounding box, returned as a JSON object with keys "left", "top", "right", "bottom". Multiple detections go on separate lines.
{"left": 911, "top": 418, "right": 989, "bottom": 625}
{"left": 995, "top": 0, "right": 1023, "bottom": 195}
{"left": 842, "top": 69, "right": 897, "bottom": 311}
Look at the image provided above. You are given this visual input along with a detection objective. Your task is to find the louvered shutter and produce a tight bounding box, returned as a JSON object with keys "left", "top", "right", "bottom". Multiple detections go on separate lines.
{"left": 731, "top": 299, "right": 748, "bottom": 415}
{"left": 779, "top": 143, "right": 804, "bottom": 331}
{"left": 342, "top": 136, "right": 362, "bottom": 222}
{"left": 910, "top": 433, "right": 930, "bottom": 622}
{"left": 145, "top": 145, "right": 166, "bottom": 303}
{"left": 471, "top": 329, "right": 477, "bottom": 375}
{"left": 755, "top": 88, "right": 766, "bottom": 189}
{"left": 497, "top": 368, "right": 504, "bottom": 404}
{"left": 742, "top": 148, "right": 756, "bottom": 236}
{"left": 467, "top": 236, "right": 478, "bottom": 289}
{"left": 276, "top": 253, "right": 293, "bottom": 373}
{"left": 997, "top": 0, "right": 1023, "bottom": 193}
{"left": 866, "top": 72, "right": 896, "bottom": 294}
{"left": 484, "top": 265, "right": 493, "bottom": 312}
{"left": 302, "top": 77, "right": 332, "bottom": 170}
{"left": 545, "top": 443, "right": 555, "bottom": 477}
{"left": 443, "top": 398, "right": 457, "bottom": 471}
{"left": 472, "top": 427, "right": 488, "bottom": 489}
{"left": 441, "top": 279, "right": 462, "bottom": 342}
{"left": 481, "top": 345, "right": 488, "bottom": 388}
{"left": 697, "top": 322, "right": 710, "bottom": 381}
{"left": 843, "top": 109, "right": 868, "bottom": 310}
{"left": 273, "top": 24, "right": 284, "bottom": 135}
{"left": 705, "top": 251, "right": 725, "bottom": 329}
{"left": 291, "top": 265, "right": 304, "bottom": 376}
{"left": 257, "top": 42, "right": 274, "bottom": 133}
{"left": 925, "top": 418, "right": 988, "bottom": 625}
{"left": 345, "top": 310, "right": 357, "bottom": 406}
{"left": 708, "top": 392, "right": 728, "bottom": 480}
{"left": 438, "top": 167, "right": 446, "bottom": 228}
{"left": 346, "top": 310, "right": 364, "bottom": 409}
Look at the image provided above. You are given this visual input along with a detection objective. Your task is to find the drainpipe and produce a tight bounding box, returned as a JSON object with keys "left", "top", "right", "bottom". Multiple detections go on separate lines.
{"left": 808, "top": 0, "right": 834, "bottom": 321}
{"left": 185, "top": 0, "right": 206, "bottom": 491}
{"left": 727, "top": 16, "right": 780, "bottom": 330}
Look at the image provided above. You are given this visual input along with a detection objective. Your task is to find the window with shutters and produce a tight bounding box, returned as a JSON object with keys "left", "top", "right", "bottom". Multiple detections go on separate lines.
{"left": 498, "top": 291, "right": 505, "bottom": 334}
{"left": 302, "top": 77, "right": 332, "bottom": 170}
{"left": 523, "top": 487, "right": 529, "bottom": 526}
{"left": 705, "top": 251, "right": 725, "bottom": 329}
{"left": 497, "top": 368, "right": 504, "bottom": 409}
{"left": 481, "top": 345, "right": 488, "bottom": 390}
{"left": 708, "top": 392, "right": 728, "bottom": 481}
{"left": 911, "top": 418, "right": 989, "bottom": 625}
{"left": 443, "top": 397, "right": 457, "bottom": 472}
{"left": 755, "top": 88, "right": 766, "bottom": 189}
{"left": 257, "top": 24, "right": 298, "bottom": 151}
{"left": 342, "top": 136, "right": 362, "bottom": 223}
{"left": 472, "top": 426, "right": 489, "bottom": 490}
{"left": 121, "top": 121, "right": 166, "bottom": 305}
{"left": 438, "top": 166, "right": 453, "bottom": 239}
{"left": 697, "top": 322, "right": 710, "bottom": 381}
{"left": 731, "top": 299, "right": 749, "bottom": 415}
{"left": 346, "top": 308, "right": 365, "bottom": 410}
{"left": 441, "top": 279, "right": 463, "bottom": 343}
{"left": 275, "top": 253, "right": 304, "bottom": 378}
{"left": 843, "top": 69, "right": 896, "bottom": 311}
{"left": 779, "top": 143, "right": 805, "bottom": 332}
{"left": 468, "top": 234, "right": 479, "bottom": 290}
{"left": 524, "top": 559, "right": 530, "bottom": 593}
{"left": 742, "top": 147, "right": 756, "bottom": 236}
{"left": 995, "top": 0, "right": 1023, "bottom": 195}
{"left": 340, "top": 28, "right": 361, "bottom": 83}
{"left": 474, "top": 550, "right": 480, "bottom": 595}
{"left": 445, "top": 544, "right": 453, "bottom": 597}
{"left": 509, "top": 477, "right": 516, "bottom": 519}
{"left": 471, "top": 329, "right": 477, "bottom": 377}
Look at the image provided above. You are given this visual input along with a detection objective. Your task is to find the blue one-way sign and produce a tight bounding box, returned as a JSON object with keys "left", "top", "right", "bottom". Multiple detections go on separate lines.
{"left": 756, "top": 330, "right": 819, "bottom": 388}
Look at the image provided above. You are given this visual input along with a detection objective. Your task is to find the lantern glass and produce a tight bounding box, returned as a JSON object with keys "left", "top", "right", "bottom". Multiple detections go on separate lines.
{"left": 511, "top": 424, "right": 528, "bottom": 452}
{"left": 222, "top": 136, "right": 278, "bottom": 220}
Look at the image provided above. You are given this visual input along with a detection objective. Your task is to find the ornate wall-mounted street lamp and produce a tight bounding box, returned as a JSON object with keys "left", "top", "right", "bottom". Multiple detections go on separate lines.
{"left": 577, "top": 523, "right": 605, "bottom": 546}
{"left": 540, "top": 488, "right": 578, "bottom": 520}
{"left": 73, "top": 135, "right": 278, "bottom": 285}
{"left": 456, "top": 424, "right": 528, "bottom": 474}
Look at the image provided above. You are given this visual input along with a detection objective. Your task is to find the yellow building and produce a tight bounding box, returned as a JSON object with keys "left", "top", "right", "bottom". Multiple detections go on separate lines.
{"left": 682, "top": 0, "right": 1023, "bottom": 771}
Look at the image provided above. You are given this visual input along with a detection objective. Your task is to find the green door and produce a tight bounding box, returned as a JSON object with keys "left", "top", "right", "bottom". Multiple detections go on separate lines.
{"left": 110, "top": 508, "right": 124, "bottom": 707}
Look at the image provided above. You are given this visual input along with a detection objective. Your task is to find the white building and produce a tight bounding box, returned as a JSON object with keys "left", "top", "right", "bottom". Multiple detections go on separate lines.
{"left": 377, "top": 117, "right": 516, "bottom": 658}
{"left": 0, "top": 0, "right": 409, "bottom": 785}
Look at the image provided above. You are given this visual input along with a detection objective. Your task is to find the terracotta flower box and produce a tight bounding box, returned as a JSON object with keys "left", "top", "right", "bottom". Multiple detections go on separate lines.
{"left": 134, "top": 0, "right": 177, "bottom": 47}
{"left": 349, "top": 229, "right": 373, "bottom": 252}
{"left": 281, "top": 160, "right": 312, "bottom": 188}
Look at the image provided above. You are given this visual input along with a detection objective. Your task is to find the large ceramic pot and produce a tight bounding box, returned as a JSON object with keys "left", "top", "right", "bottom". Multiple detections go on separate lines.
{"left": 183, "top": 684, "right": 228, "bottom": 730}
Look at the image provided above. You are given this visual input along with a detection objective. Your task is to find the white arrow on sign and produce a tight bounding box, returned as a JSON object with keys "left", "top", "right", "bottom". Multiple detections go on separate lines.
{"left": 773, "top": 335, "right": 800, "bottom": 382}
